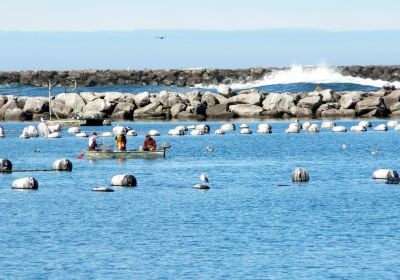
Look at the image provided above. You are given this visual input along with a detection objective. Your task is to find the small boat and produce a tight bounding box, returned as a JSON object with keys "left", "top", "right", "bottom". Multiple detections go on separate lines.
{"left": 84, "top": 149, "right": 166, "bottom": 159}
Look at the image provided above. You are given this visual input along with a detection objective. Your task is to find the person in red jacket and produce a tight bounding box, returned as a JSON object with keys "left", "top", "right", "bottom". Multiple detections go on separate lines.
{"left": 143, "top": 134, "right": 157, "bottom": 151}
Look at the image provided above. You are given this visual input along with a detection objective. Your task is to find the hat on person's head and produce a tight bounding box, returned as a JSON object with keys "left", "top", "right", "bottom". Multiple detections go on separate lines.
{"left": 145, "top": 134, "right": 151, "bottom": 138}
{"left": 92, "top": 132, "right": 97, "bottom": 136}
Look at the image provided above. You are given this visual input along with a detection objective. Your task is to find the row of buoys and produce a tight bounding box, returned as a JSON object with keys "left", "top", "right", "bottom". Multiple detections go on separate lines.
{"left": 0, "top": 158, "right": 72, "bottom": 173}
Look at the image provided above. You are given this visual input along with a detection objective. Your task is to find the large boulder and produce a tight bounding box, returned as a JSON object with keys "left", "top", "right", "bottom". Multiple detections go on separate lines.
{"left": 83, "top": 99, "right": 114, "bottom": 114}
{"left": 111, "top": 102, "right": 135, "bottom": 120}
{"left": 170, "top": 103, "right": 187, "bottom": 118}
{"left": 227, "top": 92, "right": 263, "bottom": 106}
{"left": 0, "top": 98, "right": 18, "bottom": 119}
{"left": 55, "top": 93, "right": 86, "bottom": 113}
{"left": 297, "top": 95, "right": 323, "bottom": 111}
{"left": 201, "top": 92, "right": 219, "bottom": 107}
{"left": 383, "top": 90, "right": 400, "bottom": 110}
{"left": 316, "top": 103, "right": 340, "bottom": 116}
{"left": 23, "top": 97, "right": 48, "bottom": 114}
{"left": 187, "top": 91, "right": 203, "bottom": 106}
{"left": 50, "top": 99, "right": 73, "bottom": 118}
{"left": 192, "top": 101, "right": 207, "bottom": 115}
{"left": 290, "top": 107, "right": 313, "bottom": 118}
{"left": 134, "top": 92, "right": 151, "bottom": 108}
{"left": 4, "top": 108, "right": 27, "bottom": 121}
{"left": 133, "top": 101, "right": 165, "bottom": 119}
{"left": 339, "top": 91, "right": 363, "bottom": 109}
{"left": 206, "top": 104, "right": 235, "bottom": 119}
{"left": 321, "top": 109, "right": 356, "bottom": 118}
{"left": 80, "top": 92, "right": 99, "bottom": 103}
{"left": 176, "top": 111, "right": 206, "bottom": 121}
{"left": 355, "top": 96, "right": 385, "bottom": 116}
{"left": 156, "top": 91, "right": 182, "bottom": 107}
{"left": 229, "top": 104, "right": 263, "bottom": 117}
{"left": 262, "top": 93, "right": 295, "bottom": 113}
{"left": 104, "top": 92, "right": 123, "bottom": 103}
{"left": 217, "top": 84, "right": 235, "bottom": 97}
{"left": 390, "top": 102, "right": 400, "bottom": 113}
{"left": 215, "top": 94, "right": 228, "bottom": 104}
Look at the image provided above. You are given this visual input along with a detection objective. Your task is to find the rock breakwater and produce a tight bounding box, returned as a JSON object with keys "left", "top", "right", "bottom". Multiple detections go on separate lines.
{"left": 1, "top": 86, "right": 400, "bottom": 121}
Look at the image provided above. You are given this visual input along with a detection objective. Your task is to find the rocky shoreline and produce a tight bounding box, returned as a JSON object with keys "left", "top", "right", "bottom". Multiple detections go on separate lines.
{"left": 0, "top": 65, "right": 399, "bottom": 88}
{"left": 1, "top": 85, "right": 400, "bottom": 121}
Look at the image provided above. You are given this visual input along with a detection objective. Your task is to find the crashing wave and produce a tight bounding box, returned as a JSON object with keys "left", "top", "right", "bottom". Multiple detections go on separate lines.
{"left": 197, "top": 64, "right": 400, "bottom": 90}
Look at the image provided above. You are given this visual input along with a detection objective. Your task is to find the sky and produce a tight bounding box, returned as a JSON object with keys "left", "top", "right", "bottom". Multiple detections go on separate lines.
{"left": 1, "top": 0, "right": 400, "bottom": 31}
{"left": 0, "top": 0, "right": 400, "bottom": 70}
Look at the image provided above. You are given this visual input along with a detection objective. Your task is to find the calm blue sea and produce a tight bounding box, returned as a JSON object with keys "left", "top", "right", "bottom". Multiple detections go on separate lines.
{"left": 1, "top": 118, "right": 400, "bottom": 279}
{"left": 0, "top": 82, "right": 379, "bottom": 96}
{"left": 1, "top": 82, "right": 399, "bottom": 279}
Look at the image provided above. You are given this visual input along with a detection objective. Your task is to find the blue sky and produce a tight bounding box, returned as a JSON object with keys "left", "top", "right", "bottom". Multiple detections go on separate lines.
{"left": 1, "top": 0, "right": 400, "bottom": 70}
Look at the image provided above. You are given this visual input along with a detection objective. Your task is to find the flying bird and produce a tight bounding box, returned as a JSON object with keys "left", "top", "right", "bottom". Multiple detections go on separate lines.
{"left": 155, "top": 36, "right": 166, "bottom": 40}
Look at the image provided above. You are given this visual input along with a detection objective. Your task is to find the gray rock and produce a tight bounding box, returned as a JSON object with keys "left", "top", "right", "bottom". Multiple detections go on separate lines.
{"left": 134, "top": 92, "right": 151, "bottom": 108}
{"left": 80, "top": 92, "right": 99, "bottom": 103}
{"left": 187, "top": 91, "right": 203, "bottom": 106}
{"left": 111, "top": 102, "right": 135, "bottom": 120}
{"left": 16, "top": 96, "right": 28, "bottom": 109}
{"left": 81, "top": 111, "right": 106, "bottom": 118}
{"left": 0, "top": 96, "right": 7, "bottom": 109}
{"left": 83, "top": 99, "right": 113, "bottom": 114}
{"left": 170, "top": 103, "right": 187, "bottom": 118}
{"left": 104, "top": 92, "right": 123, "bottom": 103}
{"left": 23, "top": 97, "right": 48, "bottom": 114}
{"left": 4, "top": 108, "right": 26, "bottom": 121}
{"left": 0, "top": 98, "right": 18, "bottom": 119}
{"left": 156, "top": 91, "right": 182, "bottom": 107}
{"left": 229, "top": 104, "right": 263, "bottom": 117}
{"left": 227, "top": 92, "right": 263, "bottom": 106}
{"left": 50, "top": 99, "right": 73, "bottom": 118}
{"left": 383, "top": 90, "right": 400, "bottom": 110}
{"left": 297, "top": 95, "right": 323, "bottom": 111}
{"left": 215, "top": 94, "right": 228, "bottom": 104}
{"left": 390, "top": 102, "right": 400, "bottom": 112}
{"left": 316, "top": 102, "right": 340, "bottom": 116}
{"left": 217, "top": 84, "right": 234, "bottom": 97}
{"left": 339, "top": 91, "right": 363, "bottom": 109}
{"left": 206, "top": 104, "right": 235, "bottom": 119}
{"left": 355, "top": 96, "right": 385, "bottom": 116}
{"left": 133, "top": 101, "right": 166, "bottom": 119}
{"left": 201, "top": 92, "right": 219, "bottom": 107}
{"left": 262, "top": 93, "right": 295, "bottom": 113}
{"left": 290, "top": 107, "right": 313, "bottom": 118}
{"left": 321, "top": 109, "right": 356, "bottom": 118}
{"left": 56, "top": 93, "right": 86, "bottom": 113}
{"left": 192, "top": 100, "right": 207, "bottom": 115}
{"left": 176, "top": 111, "right": 206, "bottom": 121}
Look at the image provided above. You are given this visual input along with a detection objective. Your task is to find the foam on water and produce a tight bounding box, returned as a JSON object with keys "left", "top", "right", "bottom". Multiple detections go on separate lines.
{"left": 198, "top": 65, "right": 400, "bottom": 90}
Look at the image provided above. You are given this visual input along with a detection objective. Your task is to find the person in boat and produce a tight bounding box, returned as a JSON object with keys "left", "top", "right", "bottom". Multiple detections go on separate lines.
{"left": 143, "top": 134, "right": 157, "bottom": 151}
{"left": 115, "top": 133, "right": 127, "bottom": 151}
{"left": 88, "top": 132, "right": 99, "bottom": 150}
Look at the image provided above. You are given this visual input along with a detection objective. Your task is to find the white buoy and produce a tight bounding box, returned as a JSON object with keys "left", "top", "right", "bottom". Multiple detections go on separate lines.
{"left": 350, "top": 125, "right": 367, "bottom": 132}
{"left": 214, "top": 129, "right": 225, "bottom": 135}
{"left": 190, "top": 129, "right": 204, "bottom": 135}
{"left": 52, "top": 159, "right": 73, "bottom": 171}
{"left": 373, "top": 124, "right": 387, "bottom": 131}
{"left": 387, "top": 120, "right": 399, "bottom": 127}
{"left": 257, "top": 123, "right": 272, "bottom": 134}
{"left": 37, "top": 123, "right": 50, "bottom": 137}
{"left": 175, "top": 125, "right": 187, "bottom": 132}
{"left": 195, "top": 124, "right": 210, "bottom": 134}
{"left": 240, "top": 128, "right": 252, "bottom": 134}
{"left": 240, "top": 123, "right": 249, "bottom": 129}
{"left": 67, "top": 127, "right": 81, "bottom": 134}
{"left": 19, "top": 132, "right": 30, "bottom": 139}
{"left": 92, "top": 186, "right": 114, "bottom": 192}
{"left": 48, "top": 124, "right": 62, "bottom": 133}
{"left": 395, "top": 124, "right": 400, "bottom": 131}
{"left": 12, "top": 177, "right": 38, "bottom": 190}
{"left": 22, "top": 125, "right": 39, "bottom": 137}
{"left": 113, "top": 125, "right": 126, "bottom": 136}
{"left": 332, "top": 126, "right": 347, "bottom": 132}
{"left": 359, "top": 121, "right": 372, "bottom": 128}
{"left": 126, "top": 130, "right": 137, "bottom": 136}
{"left": 148, "top": 129, "right": 160, "bottom": 136}
{"left": 168, "top": 129, "right": 184, "bottom": 136}
{"left": 291, "top": 168, "right": 310, "bottom": 182}
{"left": 47, "top": 132, "right": 61, "bottom": 138}
{"left": 0, "top": 159, "right": 12, "bottom": 172}
{"left": 372, "top": 169, "right": 399, "bottom": 179}
{"left": 307, "top": 124, "right": 320, "bottom": 132}
{"left": 285, "top": 123, "right": 300, "bottom": 133}
{"left": 101, "top": 132, "right": 113, "bottom": 137}
{"left": 187, "top": 125, "right": 196, "bottom": 130}
{"left": 220, "top": 123, "right": 236, "bottom": 132}
{"left": 75, "top": 132, "right": 88, "bottom": 137}
{"left": 302, "top": 121, "right": 312, "bottom": 131}
{"left": 110, "top": 174, "right": 137, "bottom": 187}
{"left": 321, "top": 121, "right": 336, "bottom": 129}
{"left": 0, "top": 125, "right": 4, "bottom": 137}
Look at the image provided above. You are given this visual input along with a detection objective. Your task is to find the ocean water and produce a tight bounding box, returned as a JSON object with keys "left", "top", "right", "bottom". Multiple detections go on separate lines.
{"left": 1, "top": 119, "right": 400, "bottom": 279}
